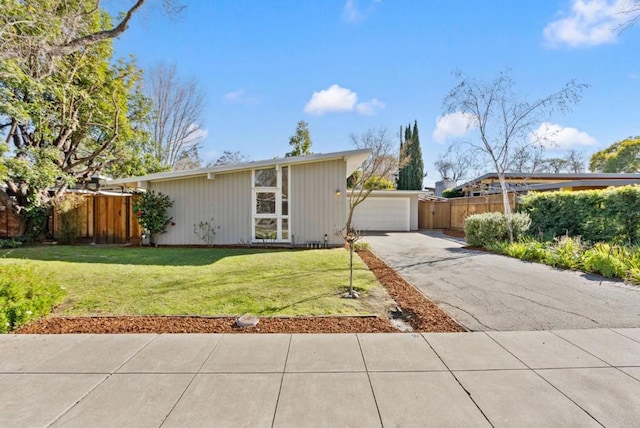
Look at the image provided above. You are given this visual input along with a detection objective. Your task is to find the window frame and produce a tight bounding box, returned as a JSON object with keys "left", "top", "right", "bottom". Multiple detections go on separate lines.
{"left": 251, "top": 166, "right": 290, "bottom": 242}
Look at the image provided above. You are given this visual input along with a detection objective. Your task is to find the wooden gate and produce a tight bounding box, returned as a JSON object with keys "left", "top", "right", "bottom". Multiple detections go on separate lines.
{"left": 53, "top": 194, "right": 141, "bottom": 244}
{"left": 419, "top": 193, "right": 517, "bottom": 230}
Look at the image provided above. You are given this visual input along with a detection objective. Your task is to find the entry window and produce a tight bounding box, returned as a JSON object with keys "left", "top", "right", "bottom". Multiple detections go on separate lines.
{"left": 252, "top": 166, "right": 290, "bottom": 241}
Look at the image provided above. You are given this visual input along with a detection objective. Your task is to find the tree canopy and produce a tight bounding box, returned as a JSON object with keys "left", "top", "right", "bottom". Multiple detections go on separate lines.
{"left": 589, "top": 136, "right": 640, "bottom": 173}
{"left": 0, "top": 2, "right": 154, "bottom": 234}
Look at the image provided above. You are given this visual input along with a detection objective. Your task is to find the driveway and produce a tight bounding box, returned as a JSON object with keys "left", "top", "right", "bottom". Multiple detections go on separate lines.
{"left": 363, "top": 231, "right": 640, "bottom": 331}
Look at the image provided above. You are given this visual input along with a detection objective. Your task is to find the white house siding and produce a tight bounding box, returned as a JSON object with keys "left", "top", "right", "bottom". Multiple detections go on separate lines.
{"left": 150, "top": 171, "right": 251, "bottom": 245}
{"left": 291, "top": 159, "right": 347, "bottom": 246}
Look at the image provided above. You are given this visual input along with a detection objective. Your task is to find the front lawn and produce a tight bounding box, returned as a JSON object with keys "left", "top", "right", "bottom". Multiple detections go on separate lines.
{"left": 0, "top": 246, "right": 391, "bottom": 317}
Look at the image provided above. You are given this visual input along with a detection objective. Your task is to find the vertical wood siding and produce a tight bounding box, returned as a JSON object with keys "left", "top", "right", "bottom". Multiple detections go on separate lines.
{"left": 291, "top": 159, "right": 347, "bottom": 246}
{"left": 150, "top": 171, "right": 251, "bottom": 245}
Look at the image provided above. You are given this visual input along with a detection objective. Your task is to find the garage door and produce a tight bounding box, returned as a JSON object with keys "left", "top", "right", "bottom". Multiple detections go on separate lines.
{"left": 351, "top": 197, "right": 410, "bottom": 231}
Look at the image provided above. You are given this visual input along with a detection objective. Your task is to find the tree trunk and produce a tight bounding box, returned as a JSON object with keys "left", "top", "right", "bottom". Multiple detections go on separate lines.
{"left": 496, "top": 172, "right": 514, "bottom": 243}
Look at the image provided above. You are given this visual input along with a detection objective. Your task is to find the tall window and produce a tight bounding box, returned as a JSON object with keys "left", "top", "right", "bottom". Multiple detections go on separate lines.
{"left": 253, "top": 166, "right": 289, "bottom": 241}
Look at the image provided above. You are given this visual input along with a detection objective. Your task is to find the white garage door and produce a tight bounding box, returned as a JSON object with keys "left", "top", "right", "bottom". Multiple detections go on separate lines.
{"left": 351, "top": 197, "right": 410, "bottom": 231}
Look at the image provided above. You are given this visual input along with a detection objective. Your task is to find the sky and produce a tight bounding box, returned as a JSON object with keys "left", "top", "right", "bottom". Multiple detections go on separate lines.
{"left": 112, "top": 0, "right": 640, "bottom": 186}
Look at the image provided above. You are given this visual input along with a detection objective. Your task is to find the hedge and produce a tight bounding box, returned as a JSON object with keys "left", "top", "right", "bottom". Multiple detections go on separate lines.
{"left": 519, "top": 186, "right": 640, "bottom": 244}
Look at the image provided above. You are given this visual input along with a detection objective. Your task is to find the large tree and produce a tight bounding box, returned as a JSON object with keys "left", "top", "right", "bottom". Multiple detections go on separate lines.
{"left": 590, "top": 136, "right": 640, "bottom": 173}
{"left": 443, "top": 70, "right": 586, "bottom": 241}
{"left": 145, "top": 62, "right": 206, "bottom": 170}
{"left": 210, "top": 150, "right": 250, "bottom": 166}
{"left": 397, "top": 121, "right": 424, "bottom": 190}
{"left": 0, "top": 0, "right": 182, "bottom": 76}
{"left": 285, "top": 120, "right": 312, "bottom": 157}
{"left": 0, "top": 4, "right": 152, "bottom": 235}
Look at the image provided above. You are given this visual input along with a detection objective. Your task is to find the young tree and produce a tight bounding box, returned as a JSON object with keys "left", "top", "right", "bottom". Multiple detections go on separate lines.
{"left": 0, "top": 6, "right": 152, "bottom": 235}
{"left": 443, "top": 70, "right": 586, "bottom": 241}
{"left": 285, "top": 120, "right": 312, "bottom": 157}
{"left": 145, "top": 62, "right": 206, "bottom": 170}
{"left": 342, "top": 128, "right": 407, "bottom": 297}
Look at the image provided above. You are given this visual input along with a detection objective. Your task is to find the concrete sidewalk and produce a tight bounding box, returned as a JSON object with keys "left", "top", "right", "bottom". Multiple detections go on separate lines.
{"left": 1, "top": 329, "right": 640, "bottom": 427}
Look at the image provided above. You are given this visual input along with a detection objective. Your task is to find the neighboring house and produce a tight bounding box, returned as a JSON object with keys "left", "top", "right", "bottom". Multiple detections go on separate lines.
{"left": 107, "top": 149, "right": 370, "bottom": 246}
{"left": 455, "top": 172, "right": 640, "bottom": 196}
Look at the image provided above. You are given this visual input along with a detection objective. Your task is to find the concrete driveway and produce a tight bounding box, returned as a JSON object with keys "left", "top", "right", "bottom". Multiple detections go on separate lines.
{"left": 363, "top": 231, "right": 640, "bottom": 331}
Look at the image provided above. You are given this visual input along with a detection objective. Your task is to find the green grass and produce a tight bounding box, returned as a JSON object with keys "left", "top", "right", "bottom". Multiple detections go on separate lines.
{"left": 0, "top": 246, "right": 389, "bottom": 317}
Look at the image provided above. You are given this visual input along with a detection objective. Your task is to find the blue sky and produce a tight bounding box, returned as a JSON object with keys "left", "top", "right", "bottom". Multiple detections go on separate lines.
{"left": 114, "top": 0, "right": 640, "bottom": 185}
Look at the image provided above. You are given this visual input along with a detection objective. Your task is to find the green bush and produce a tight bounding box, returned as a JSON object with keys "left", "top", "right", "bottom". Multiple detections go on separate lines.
{"left": 353, "top": 241, "right": 371, "bottom": 252}
{"left": 133, "top": 191, "right": 174, "bottom": 245}
{"left": 0, "top": 264, "right": 65, "bottom": 333}
{"left": 543, "top": 236, "right": 584, "bottom": 269}
{"left": 464, "top": 212, "right": 531, "bottom": 247}
{"left": 499, "top": 239, "right": 547, "bottom": 262}
{"left": 0, "top": 239, "right": 22, "bottom": 249}
{"left": 520, "top": 186, "right": 640, "bottom": 244}
{"left": 583, "top": 243, "right": 630, "bottom": 278}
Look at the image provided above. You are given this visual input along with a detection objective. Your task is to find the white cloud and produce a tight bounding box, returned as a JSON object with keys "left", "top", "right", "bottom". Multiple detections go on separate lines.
{"left": 304, "top": 84, "right": 357, "bottom": 115}
{"left": 432, "top": 112, "right": 477, "bottom": 143}
{"left": 304, "top": 84, "right": 383, "bottom": 116}
{"left": 543, "top": 0, "right": 639, "bottom": 48}
{"left": 342, "top": 0, "right": 381, "bottom": 23}
{"left": 224, "top": 88, "right": 245, "bottom": 101}
{"left": 342, "top": 0, "right": 363, "bottom": 22}
{"left": 355, "top": 98, "right": 385, "bottom": 116}
{"left": 530, "top": 122, "right": 597, "bottom": 148}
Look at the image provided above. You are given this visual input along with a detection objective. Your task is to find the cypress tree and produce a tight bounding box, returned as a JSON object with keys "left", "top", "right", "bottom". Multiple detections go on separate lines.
{"left": 397, "top": 125, "right": 413, "bottom": 190}
{"left": 409, "top": 120, "right": 425, "bottom": 190}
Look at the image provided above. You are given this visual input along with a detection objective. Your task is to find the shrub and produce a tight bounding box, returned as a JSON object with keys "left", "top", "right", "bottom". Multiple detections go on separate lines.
{"left": 543, "top": 236, "right": 584, "bottom": 269}
{"left": 353, "top": 241, "right": 371, "bottom": 252}
{"left": 500, "top": 239, "right": 548, "bottom": 262}
{"left": 0, "top": 264, "right": 65, "bottom": 333}
{"left": 520, "top": 186, "right": 640, "bottom": 244}
{"left": 464, "top": 212, "right": 531, "bottom": 247}
{"left": 133, "top": 191, "right": 174, "bottom": 245}
{"left": 194, "top": 218, "right": 220, "bottom": 247}
{"left": 583, "top": 243, "right": 630, "bottom": 278}
{"left": 0, "top": 239, "right": 22, "bottom": 249}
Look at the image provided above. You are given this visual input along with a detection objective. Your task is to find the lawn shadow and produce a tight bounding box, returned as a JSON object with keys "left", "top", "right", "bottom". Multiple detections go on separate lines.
{"left": 0, "top": 245, "right": 291, "bottom": 267}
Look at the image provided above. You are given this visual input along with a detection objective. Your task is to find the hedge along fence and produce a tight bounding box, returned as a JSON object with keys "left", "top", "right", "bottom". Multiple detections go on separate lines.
{"left": 519, "top": 185, "right": 640, "bottom": 244}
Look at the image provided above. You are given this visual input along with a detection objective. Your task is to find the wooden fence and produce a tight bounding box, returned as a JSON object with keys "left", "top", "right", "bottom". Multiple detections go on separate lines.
{"left": 419, "top": 193, "right": 517, "bottom": 231}
{"left": 0, "top": 204, "right": 21, "bottom": 238}
{"left": 53, "top": 194, "right": 141, "bottom": 244}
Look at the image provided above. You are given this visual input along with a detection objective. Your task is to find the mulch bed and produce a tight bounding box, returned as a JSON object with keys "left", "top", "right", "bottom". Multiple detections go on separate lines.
{"left": 15, "top": 250, "right": 464, "bottom": 334}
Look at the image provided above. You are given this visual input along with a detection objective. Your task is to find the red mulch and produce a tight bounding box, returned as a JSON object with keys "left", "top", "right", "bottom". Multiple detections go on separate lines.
{"left": 16, "top": 250, "right": 464, "bottom": 334}
{"left": 443, "top": 229, "right": 466, "bottom": 239}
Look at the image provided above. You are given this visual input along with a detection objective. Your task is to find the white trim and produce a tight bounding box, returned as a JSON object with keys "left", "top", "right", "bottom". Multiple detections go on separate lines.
{"left": 251, "top": 166, "right": 290, "bottom": 243}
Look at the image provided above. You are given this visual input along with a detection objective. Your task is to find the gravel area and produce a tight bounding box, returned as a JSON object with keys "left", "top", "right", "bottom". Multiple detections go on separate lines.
{"left": 16, "top": 250, "right": 464, "bottom": 334}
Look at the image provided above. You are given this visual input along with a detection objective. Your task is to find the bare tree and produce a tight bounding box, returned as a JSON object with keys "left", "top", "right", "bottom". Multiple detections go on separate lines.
{"left": 434, "top": 144, "right": 478, "bottom": 181}
{"left": 342, "top": 128, "right": 407, "bottom": 298}
{"left": 443, "top": 70, "right": 586, "bottom": 241}
{"left": 209, "top": 150, "right": 251, "bottom": 166}
{"left": 564, "top": 149, "right": 586, "bottom": 173}
{"left": 0, "top": 1, "right": 184, "bottom": 78}
{"left": 146, "top": 62, "right": 206, "bottom": 170}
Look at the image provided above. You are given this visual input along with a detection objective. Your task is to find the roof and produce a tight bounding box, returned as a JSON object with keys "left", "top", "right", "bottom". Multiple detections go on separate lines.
{"left": 527, "top": 179, "right": 640, "bottom": 191}
{"left": 107, "top": 149, "right": 372, "bottom": 188}
{"left": 455, "top": 172, "right": 640, "bottom": 192}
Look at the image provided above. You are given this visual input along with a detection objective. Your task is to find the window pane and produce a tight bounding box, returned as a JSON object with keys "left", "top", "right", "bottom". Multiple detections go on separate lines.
{"left": 256, "top": 192, "right": 276, "bottom": 214}
{"left": 282, "top": 166, "right": 288, "bottom": 193}
{"left": 282, "top": 218, "right": 289, "bottom": 240}
{"left": 255, "top": 218, "right": 277, "bottom": 239}
{"left": 254, "top": 168, "right": 277, "bottom": 187}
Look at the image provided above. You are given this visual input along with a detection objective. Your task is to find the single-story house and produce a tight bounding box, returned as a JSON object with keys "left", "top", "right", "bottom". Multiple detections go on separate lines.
{"left": 108, "top": 149, "right": 374, "bottom": 246}
{"left": 455, "top": 172, "right": 640, "bottom": 196}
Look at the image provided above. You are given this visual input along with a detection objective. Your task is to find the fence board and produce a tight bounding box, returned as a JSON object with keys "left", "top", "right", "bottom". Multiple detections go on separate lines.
{"left": 419, "top": 194, "right": 516, "bottom": 231}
